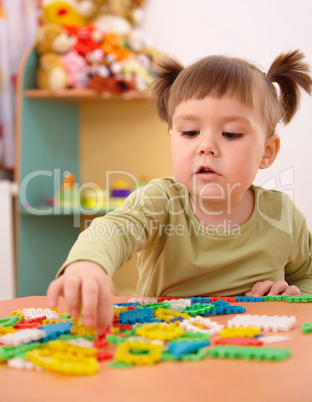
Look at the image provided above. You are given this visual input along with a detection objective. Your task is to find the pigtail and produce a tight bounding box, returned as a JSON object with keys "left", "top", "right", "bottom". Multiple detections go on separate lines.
{"left": 267, "top": 50, "right": 312, "bottom": 124}
{"left": 152, "top": 56, "right": 184, "bottom": 123}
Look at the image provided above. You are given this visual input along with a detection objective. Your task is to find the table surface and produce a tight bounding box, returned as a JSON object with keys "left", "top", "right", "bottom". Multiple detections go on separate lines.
{"left": 0, "top": 296, "right": 311, "bottom": 402}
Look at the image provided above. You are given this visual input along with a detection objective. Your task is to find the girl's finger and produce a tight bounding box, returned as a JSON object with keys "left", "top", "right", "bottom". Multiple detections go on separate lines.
{"left": 46, "top": 276, "right": 65, "bottom": 308}
{"left": 282, "top": 285, "right": 301, "bottom": 296}
{"left": 63, "top": 275, "right": 82, "bottom": 318}
{"left": 245, "top": 280, "right": 274, "bottom": 297}
{"left": 267, "top": 280, "right": 289, "bottom": 295}
{"left": 81, "top": 277, "right": 99, "bottom": 327}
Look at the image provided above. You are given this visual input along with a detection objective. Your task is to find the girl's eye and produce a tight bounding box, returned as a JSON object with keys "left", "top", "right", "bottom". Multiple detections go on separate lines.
{"left": 181, "top": 130, "right": 200, "bottom": 137}
{"left": 222, "top": 132, "right": 243, "bottom": 140}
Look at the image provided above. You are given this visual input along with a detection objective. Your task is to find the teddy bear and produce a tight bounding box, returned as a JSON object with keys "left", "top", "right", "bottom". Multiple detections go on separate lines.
{"left": 35, "top": 23, "right": 77, "bottom": 56}
{"left": 36, "top": 53, "right": 68, "bottom": 91}
{"left": 35, "top": 23, "right": 91, "bottom": 90}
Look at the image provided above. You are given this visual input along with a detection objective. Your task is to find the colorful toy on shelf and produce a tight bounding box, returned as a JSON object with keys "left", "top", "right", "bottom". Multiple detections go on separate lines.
{"left": 34, "top": 1, "right": 160, "bottom": 94}
{"left": 35, "top": 23, "right": 91, "bottom": 90}
{"left": 61, "top": 49, "right": 91, "bottom": 88}
{"left": 35, "top": 23, "right": 77, "bottom": 90}
{"left": 64, "top": 25, "right": 104, "bottom": 58}
{"left": 80, "top": 183, "right": 107, "bottom": 211}
{"left": 41, "top": 1, "right": 89, "bottom": 27}
{"left": 54, "top": 172, "right": 80, "bottom": 210}
{"left": 77, "top": 0, "right": 148, "bottom": 51}
{"left": 88, "top": 31, "right": 156, "bottom": 94}
{"left": 110, "top": 180, "right": 132, "bottom": 198}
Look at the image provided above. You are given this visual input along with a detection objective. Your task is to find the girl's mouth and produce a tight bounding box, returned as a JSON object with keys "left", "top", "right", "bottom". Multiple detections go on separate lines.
{"left": 198, "top": 167, "right": 216, "bottom": 174}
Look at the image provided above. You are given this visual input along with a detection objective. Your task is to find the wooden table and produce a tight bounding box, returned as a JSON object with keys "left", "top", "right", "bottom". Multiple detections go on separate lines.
{"left": 0, "top": 296, "right": 311, "bottom": 402}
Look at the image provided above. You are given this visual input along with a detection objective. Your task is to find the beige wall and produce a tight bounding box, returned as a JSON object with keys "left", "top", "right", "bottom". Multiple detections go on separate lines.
{"left": 79, "top": 99, "right": 173, "bottom": 293}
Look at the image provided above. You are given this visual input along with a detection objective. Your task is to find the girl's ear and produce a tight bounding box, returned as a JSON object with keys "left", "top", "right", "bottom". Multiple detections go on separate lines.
{"left": 259, "top": 134, "right": 280, "bottom": 169}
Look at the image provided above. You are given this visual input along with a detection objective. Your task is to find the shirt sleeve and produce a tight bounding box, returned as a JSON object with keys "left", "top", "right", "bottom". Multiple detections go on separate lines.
{"left": 285, "top": 209, "right": 312, "bottom": 294}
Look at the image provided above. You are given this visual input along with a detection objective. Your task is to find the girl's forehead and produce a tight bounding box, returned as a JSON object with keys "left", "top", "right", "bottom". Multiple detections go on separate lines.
{"left": 171, "top": 93, "right": 266, "bottom": 131}
{"left": 172, "top": 92, "right": 261, "bottom": 114}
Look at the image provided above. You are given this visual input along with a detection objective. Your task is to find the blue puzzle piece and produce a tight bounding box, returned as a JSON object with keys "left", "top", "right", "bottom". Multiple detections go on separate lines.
{"left": 203, "top": 304, "right": 246, "bottom": 316}
{"left": 118, "top": 307, "right": 155, "bottom": 325}
{"left": 167, "top": 341, "right": 210, "bottom": 358}
{"left": 39, "top": 321, "right": 73, "bottom": 341}
{"left": 236, "top": 296, "right": 264, "bottom": 302}
{"left": 189, "top": 297, "right": 211, "bottom": 304}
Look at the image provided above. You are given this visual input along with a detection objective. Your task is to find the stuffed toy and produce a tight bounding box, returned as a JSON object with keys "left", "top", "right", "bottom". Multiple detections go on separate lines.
{"left": 36, "top": 53, "right": 68, "bottom": 91}
{"left": 76, "top": 0, "right": 147, "bottom": 51}
{"left": 64, "top": 25, "right": 103, "bottom": 58}
{"left": 61, "top": 49, "right": 91, "bottom": 88}
{"left": 35, "top": 23, "right": 90, "bottom": 90}
{"left": 35, "top": 23, "right": 77, "bottom": 56}
{"left": 42, "top": 0, "right": 88, "bottom": 27}
{"left": 35, "top": 23, "right": 75, "bottom": 90}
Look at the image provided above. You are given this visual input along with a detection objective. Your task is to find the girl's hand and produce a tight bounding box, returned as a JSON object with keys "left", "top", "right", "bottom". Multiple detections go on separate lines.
{"left": 47, "top": 261, "right": 115, "bottom": 335}
{"left": 245, "top": 279, "right": 301, "bottom": 297}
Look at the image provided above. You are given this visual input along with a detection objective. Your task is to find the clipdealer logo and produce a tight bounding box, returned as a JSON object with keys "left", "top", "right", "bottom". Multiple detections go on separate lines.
{"left": 256, "top": 167, "right": 294, "bottom": 234}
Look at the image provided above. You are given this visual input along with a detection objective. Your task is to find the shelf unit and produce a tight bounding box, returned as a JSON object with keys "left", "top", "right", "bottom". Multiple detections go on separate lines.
{"left": 15, "top": 47, "right": 160, "bottom": 297}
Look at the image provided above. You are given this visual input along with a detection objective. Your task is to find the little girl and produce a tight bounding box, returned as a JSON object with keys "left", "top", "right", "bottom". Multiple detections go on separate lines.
{"left": 47, "top": 50, "right": 312, "bottom": 334}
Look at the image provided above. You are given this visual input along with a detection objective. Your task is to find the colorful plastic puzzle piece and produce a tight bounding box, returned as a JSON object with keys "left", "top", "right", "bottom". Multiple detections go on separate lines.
{"left": 167, "top": 340, "right": 210, "bottom": 358}
{"left": 0, "top": 325, "right": 16, "bottom": 336}
{"left": 40, "top": 321, "right": 73, "bottom": 341}
{"left": 14, "top": 316, "right": 46, "bottom": 329}
{"left": 167, "top": 299, "right": 192, "bottom": 311}
{"left": 136, "top": 302, "right": 171, "bottom": 310}
{"left": 261, "top": 335, "right": 291, "bottom": 343}
{"left": 227, "top": 314, "right": 296, "bottom": 331}
{"left": 162, "top": 346, "right": 207, "bottom": 362}
{"left": 154, "top": 308, "right": 190, "bottom": 322}
{"left": 0, "top": 316, "right": 20, "bottom": 327}
{"left": 203, "top": 302, "right": 246, "bottom": 316}
{"left": 180, "top": 317, "right": 224, "bottom": 335}
{"left": 128, "top": 297, "right": 158, "bottom": 305}
{"left": 209, "top": 346, "right": 291, "bottom": 361}
{"left": 188, "top": 297, "right": 211, "bottom": 304}
{"left": 287, "top": 295, "right": 312, "bottom": 303}
{"left": 0, "top": 341, "right": 46, "bottom": 360}
{"left": 174, "top": 331, "right": 210, "bottom": 342}
{"left": 26, "top": 347, "right": 99, "bottom": 375}
{"left": 0, "top": 328, "right": 47, "bottom": 346}
{"left": 23, "top": 308, "right": 59, "bottom": 320}
{"left": 236, "top": 296, "right": 264, "bottom": 302}
{"left": 215, "top": 337, "right": 263, "bottom": 346}
{"left": 135, "top": 323, "right": 184, "bottom": 341}
{"left": 302, "top": 322, "right": 312, "bottom": 333}
{"left": 118, "top": 308, "right": 155, "bottom": 325}
{"left": 115, "top": 340, "right": 162, "bottom": 366}
{"left": 70, "top": 317, "right": 97, "bottom": 336}
{"left": 220, "top": 327, "right": 260, "bottom": 338}
{"left": 7, "top": 357, "right": 42, "bottom": 371}
{"left": 182, "top": 303, "right": 216, "bottom": 316}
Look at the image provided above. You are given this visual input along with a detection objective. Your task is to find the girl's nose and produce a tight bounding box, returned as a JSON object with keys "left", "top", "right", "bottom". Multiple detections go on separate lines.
{"left": 197, "top": 135, "right": 220, "bottom": 156}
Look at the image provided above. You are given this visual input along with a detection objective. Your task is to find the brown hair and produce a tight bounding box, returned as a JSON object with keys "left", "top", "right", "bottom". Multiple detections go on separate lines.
{"left": 152, "top": 50, "right": 312, "bottom": 135}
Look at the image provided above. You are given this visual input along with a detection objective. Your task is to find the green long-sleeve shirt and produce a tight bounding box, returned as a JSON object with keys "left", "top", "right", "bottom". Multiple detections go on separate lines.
{"left": 59, "top": 178, "right": 312, "bottom": 296}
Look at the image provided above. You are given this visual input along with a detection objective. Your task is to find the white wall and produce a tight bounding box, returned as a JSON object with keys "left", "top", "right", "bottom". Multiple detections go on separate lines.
{"left": 142, "top": 0, "right": 312, "bottom": 230}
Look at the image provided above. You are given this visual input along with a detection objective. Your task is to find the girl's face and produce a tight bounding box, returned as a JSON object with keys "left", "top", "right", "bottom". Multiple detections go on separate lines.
{"left": 169, "top": 95, "right": 279, "bottom": 212}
